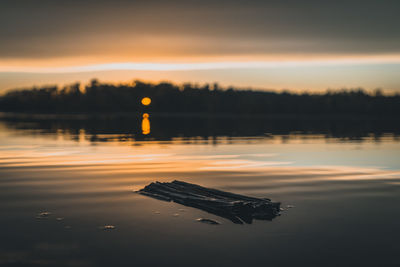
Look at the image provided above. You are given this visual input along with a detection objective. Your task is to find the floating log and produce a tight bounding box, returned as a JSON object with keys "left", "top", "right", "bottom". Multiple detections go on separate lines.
{"left": 137, "top": 180, "right": 281, "bottom": 224}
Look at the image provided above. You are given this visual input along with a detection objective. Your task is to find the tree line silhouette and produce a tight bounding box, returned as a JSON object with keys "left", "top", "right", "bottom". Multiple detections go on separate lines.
{"left": 0, "top": 79, "right": 399, "bottom": 116}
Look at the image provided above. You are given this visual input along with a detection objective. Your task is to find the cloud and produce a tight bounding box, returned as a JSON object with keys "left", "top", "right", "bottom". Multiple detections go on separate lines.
{"left": 1, "top": 0, "right": 399, "bottom": 60}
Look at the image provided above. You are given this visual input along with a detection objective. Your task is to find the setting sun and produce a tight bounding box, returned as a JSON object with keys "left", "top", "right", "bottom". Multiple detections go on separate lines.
{"left": 141, "top": 97, "right": 151, "bottom": 106}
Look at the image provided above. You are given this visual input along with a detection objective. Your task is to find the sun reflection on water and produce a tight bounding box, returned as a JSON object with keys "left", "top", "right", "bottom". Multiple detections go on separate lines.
{"left": 142, "top": 113, "right": 150, "bottom": 135}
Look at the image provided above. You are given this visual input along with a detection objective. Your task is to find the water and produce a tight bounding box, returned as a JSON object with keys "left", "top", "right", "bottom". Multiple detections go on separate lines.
{"left": 0, "top": 114, "right": 400, "bottom": 266}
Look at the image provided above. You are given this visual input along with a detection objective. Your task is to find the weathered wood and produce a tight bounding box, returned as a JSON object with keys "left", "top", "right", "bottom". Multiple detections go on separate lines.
{"left": 137, "top": 180, "right": 281, "bottom": 224}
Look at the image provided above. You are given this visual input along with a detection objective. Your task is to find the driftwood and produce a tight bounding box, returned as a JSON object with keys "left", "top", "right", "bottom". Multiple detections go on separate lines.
{"left": 137, "top": 180, "right": 280, "bottom": 224}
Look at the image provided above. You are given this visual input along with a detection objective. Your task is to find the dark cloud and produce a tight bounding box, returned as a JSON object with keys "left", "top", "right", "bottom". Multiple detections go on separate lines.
{"left": 1, "top": 0, "right": 400, "bottom": 59}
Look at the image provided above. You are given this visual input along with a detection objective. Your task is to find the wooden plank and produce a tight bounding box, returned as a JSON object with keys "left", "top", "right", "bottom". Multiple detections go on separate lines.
{"left": 137, "top": 180, "right": 281, "bottom": 224}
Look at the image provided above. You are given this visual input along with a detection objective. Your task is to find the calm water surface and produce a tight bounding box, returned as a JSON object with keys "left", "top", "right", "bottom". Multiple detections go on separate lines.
{"left": 0, "top": 115, "right": 399, "bottom": 266}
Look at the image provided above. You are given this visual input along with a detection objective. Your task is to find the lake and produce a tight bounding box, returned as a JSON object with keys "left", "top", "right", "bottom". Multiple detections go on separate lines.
{"left": 0, "top": 113, "right": 399, "bottom": 266}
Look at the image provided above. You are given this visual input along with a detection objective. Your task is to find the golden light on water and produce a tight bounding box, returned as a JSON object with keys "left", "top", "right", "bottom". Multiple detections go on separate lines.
{"left": 141, "top": 97, "right": 151, "bottom": 106}
{"left": 142, "top": 113, "right": 150, "bottom": 135}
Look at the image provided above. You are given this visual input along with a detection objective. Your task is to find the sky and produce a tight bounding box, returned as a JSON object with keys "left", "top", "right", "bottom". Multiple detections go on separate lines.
{"left": 1, "top": 0, "right": 400, "bottom": 93}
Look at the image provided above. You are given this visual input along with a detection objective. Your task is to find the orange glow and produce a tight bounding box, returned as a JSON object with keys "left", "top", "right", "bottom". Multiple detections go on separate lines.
{"left": 2, "top": 53, "right": 400, "bottom": 71}
{"left": 1, "top": 54, "right": 400, "bottom": 94}
{"left": 141, "top": 97, "right": 151, "bottom": 106}
{"left": 142, "top": 113, "right": 150, "bottom": 135}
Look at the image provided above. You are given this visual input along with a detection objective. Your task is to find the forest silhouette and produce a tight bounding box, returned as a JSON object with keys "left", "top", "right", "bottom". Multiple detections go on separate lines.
{"left": 0, "top": 79, "right": 399, "bottom": 116}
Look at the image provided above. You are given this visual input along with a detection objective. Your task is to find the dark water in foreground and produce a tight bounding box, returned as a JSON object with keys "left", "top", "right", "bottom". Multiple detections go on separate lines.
{"left": 0, "top": 114, "right": 399, "bottom": 266}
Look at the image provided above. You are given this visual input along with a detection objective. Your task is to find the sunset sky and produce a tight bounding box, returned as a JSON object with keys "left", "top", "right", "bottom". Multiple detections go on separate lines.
{"left": 1, "top": 0, "right": 400, "bottom": 93}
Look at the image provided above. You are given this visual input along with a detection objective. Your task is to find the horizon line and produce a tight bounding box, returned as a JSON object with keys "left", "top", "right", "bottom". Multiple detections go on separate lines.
{"left": 1, "top": 55, "right": 400, "bottom": 73}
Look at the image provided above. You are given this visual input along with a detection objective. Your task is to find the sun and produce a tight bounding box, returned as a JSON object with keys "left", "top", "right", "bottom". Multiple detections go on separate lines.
{"left": 141, "top": 97, "right": 151, "bottom": 106}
